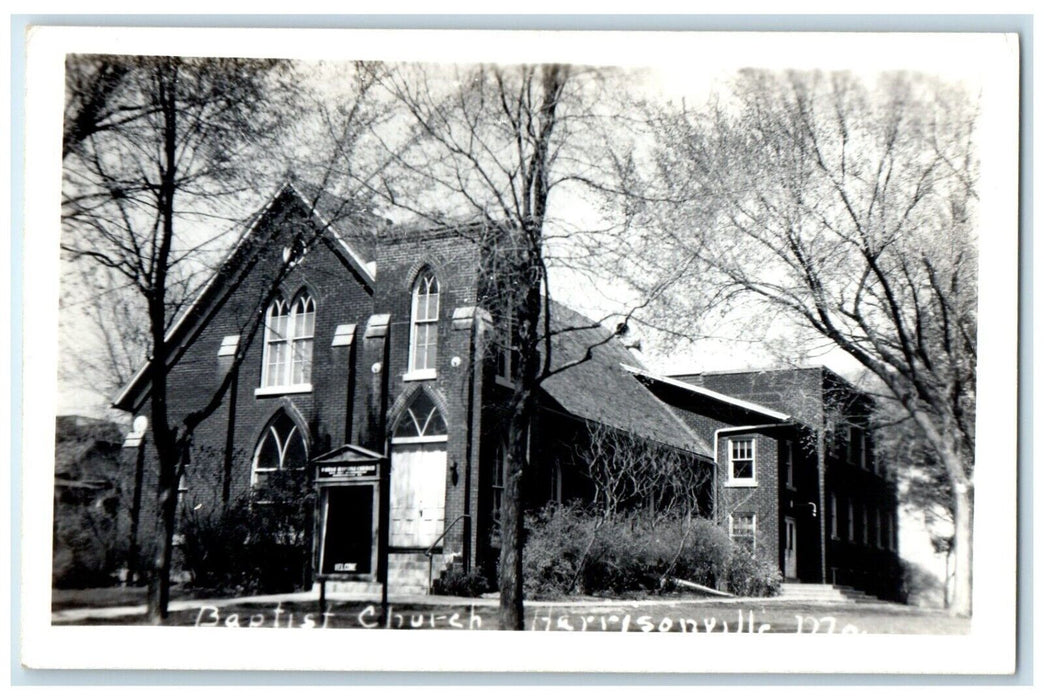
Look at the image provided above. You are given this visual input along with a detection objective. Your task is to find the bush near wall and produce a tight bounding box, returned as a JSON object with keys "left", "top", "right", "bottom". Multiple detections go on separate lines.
{"left": 522, "top": 504, "right": 781, "bottom": 599}
{"left": 178, "top": 473, "right": 313, "bottom": 595}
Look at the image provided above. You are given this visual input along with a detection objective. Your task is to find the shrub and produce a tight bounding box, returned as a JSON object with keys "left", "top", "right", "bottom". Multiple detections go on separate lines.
{"left": 721, "top": 548, "right": 783, "bottom": 597}
{"left": 522, "top": 503, "right": 781, "bottom": 598}
{"left": 52, "top": 495, "right": 124, "bottom": 589}
{"left": 900, "top": 558, "right": 946, "bottom": 608}
{"left": 178, "top": 473, "right": 312, "bottom": 595}
{"left": 432, "top": 568, "right": 491, "bottom": 597}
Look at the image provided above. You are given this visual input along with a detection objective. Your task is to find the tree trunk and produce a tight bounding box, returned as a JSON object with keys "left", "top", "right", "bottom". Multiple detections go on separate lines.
{"left": 146, "top": 450, "right": 180, "bottom": 623}
{"left": 498, "top": 399, "right": 530, "bottom": 630}
{"left": 145, "top": 62, "right": 180, "bottom": 624}
{"left": 950, "top": 482, "right": 973, "bottom": 617}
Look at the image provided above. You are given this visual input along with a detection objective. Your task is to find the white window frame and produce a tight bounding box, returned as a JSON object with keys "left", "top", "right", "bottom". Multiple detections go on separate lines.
{"left": 389, "top": 392, "right": 448, "bottom": 445}
{"left": 726, "top": 437, "right": 757, "bottom": 486}
{"left": 257, "top": 293, "right": 314, "bottom": 395}
{"left": 728, "top": 513, "right": 757, "bottom": 551}
{"left": 405, "top": 270, "right": 439, "bottom": 380}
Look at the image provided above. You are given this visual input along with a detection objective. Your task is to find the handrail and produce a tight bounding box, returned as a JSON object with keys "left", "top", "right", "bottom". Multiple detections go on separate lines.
{"left": 426, "top": 514, "right": 471, "bottom": 593}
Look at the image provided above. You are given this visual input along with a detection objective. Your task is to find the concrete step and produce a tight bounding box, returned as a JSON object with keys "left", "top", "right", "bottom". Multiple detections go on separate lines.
{"left": 317, "top": 581, "right": 383, "bottom": 596}
{"left": 387, "top": 552, "right": 446, "bottom": 595}
{"left": 313, "top": 553, "right": 453, "bottom": 597}
{"left": 779, "top": 583, "right": 887, "bottom": 604}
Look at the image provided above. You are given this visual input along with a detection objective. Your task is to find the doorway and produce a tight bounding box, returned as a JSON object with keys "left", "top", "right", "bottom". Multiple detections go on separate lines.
{"left": 784, "top": 516, "right": 798, "bottom": 580}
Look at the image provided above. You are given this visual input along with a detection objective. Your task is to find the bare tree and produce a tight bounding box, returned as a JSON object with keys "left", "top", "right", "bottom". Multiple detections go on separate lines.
{"left": 579, "top": 421, "right": 707, "bottom": 521}
{"left": 632, "top": 70, "right": 978, "bottom": 615}
{"left": 365, "top": 63, "right": 653, "bottom": 628}
{"left": 60, "top": 55, "right": 383, "bottom": 621}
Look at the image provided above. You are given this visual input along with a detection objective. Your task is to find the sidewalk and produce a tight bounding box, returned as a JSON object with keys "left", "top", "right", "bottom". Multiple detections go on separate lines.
{"left": 52, "top": 587, "right": 909, "bottom": 625}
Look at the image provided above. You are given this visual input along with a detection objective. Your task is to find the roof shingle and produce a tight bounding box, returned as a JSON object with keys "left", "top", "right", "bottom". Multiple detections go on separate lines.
{"left": 540, "top": 303, "right": 713, "bottom": 459}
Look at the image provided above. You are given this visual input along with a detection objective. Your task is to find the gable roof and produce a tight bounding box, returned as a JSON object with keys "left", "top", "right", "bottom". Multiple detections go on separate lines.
{"left": 539, "top": 303, "right": 713, "bottom": 460}
{"left": 113, "top": 181, "right": 376, "bottom": 412}
{"left": 623, "top": 365, "right": 792, "bottom": 422}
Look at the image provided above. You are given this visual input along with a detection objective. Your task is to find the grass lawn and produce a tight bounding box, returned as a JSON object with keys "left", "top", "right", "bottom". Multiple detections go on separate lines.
{"left": 53, "top": 592, "right": 969, "bottom": 634}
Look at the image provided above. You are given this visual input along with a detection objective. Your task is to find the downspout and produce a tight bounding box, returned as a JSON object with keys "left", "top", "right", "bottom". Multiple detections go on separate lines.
{"left": 817, "top": 367, "right": 828, "bottom": 584}
{"left": 344, "top": 340, "right": 357, "bottom": 445}
{"left": 817, "top": 424, "right": 828, "bottom": 584}
{"left": 461, "top": 310, "right": 479, "bottom": 573}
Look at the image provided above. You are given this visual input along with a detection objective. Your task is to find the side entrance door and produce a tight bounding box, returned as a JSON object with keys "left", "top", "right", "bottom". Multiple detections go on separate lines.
{"left": 784, "top": 516, "right": 798, "bottom": 579}
{"left": 389, "top": 442, "right": 447, "bottom": 548}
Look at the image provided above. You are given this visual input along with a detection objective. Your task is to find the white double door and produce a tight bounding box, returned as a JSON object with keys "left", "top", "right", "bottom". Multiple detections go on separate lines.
{"left": 389, "top": 442, "right": 448, "bottom": 548}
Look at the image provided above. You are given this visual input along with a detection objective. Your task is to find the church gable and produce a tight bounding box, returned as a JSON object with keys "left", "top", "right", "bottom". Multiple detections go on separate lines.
{"left": 114, "top": 183, "right": 376, "bottom": 413}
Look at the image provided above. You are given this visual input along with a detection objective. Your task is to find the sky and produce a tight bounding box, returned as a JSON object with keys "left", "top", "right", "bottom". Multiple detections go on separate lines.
{"left": 49, "top": 30, "right": 1004, "bottom": 422}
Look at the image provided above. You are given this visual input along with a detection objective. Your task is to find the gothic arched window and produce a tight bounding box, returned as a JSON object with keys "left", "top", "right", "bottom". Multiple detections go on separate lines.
{"left": 261, "top": 291, "right": 315, "bottom": 389}
{"left": 408, "top": 270, "right": 439, "bottom": 377}
{"left": 252, "top": 411, "right": 308, "bottom": 487}
{"left": 392, "top": 391, "right": 448, "bottom": 442}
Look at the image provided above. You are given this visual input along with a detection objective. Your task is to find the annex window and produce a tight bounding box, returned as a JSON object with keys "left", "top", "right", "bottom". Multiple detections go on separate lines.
{"left": 492, "top": 441, "right": 507, "bottom": 528}
{"left": 494, "top": 309, "right": 519, "bottom": 386}
{"left": 392, "top": 391, "right": 448, "bottom": 443}
{"left": 862, "top": 505, "right": 870, "bottom": 545}
{"left": 259, "top": 292, "right": 315, "bottom": 393}
{"left": 847, "top": 426, "right": 866, "bottom": 469}
{"left": 782, "top": 440, "right": 795, "bottom": 490}
{"left": 847, "top": 499, "right": 855, "bottom": 542}
{"left": 252, "top": 412, "right": 308, "bottom": 488}
{"left": 875, "top": 508, "right": 884, "bottom": 549}
{"left": 550, "top": 462, "right": 563, "bottom": 504}
{"left": 729, "top": 513, "right": 756, "bottom": 552}
{"left": 407, "top": 270, "right": 439, "bottom": 379}
{"left": 727, "top": 438, "right": 756, "bottom": 485}
{"left": 830, "top": 492, "right": 839, "bottom": 540}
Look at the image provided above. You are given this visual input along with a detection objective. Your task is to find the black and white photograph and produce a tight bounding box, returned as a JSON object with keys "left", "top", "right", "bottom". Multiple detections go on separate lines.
{"left": 19, "top": 24, "right": 1019, "bottom": 674}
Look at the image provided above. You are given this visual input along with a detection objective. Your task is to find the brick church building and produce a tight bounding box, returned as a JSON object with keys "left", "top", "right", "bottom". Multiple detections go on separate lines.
{"left": 113, "top": 182, "right": 900, "bottom": 599}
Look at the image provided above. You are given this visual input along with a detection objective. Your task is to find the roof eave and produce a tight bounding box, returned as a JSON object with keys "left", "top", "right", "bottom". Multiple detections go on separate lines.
{"left": 621, "top": 363, "right": 792, "bottom": 422}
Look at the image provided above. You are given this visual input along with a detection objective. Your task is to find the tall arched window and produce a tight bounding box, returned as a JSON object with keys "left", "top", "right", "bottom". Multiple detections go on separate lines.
{"left": 261, "top": 291, "right": 315, "bottom": 390}
{"left": 408, "top": 270, "right": 439, "bottom": 378}
{"left": 252, "top": 411, "right": 308, "bottom": 487}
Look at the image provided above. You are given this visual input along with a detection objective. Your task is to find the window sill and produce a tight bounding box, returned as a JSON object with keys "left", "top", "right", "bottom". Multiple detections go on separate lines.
{"left": 494, "top": 375, "right": 517, "bottom": 389}
{"left": 725, "top": 480, "right": 758, "bottom": 488}
{"left": 255, "top": 383, "right": 313, "bottom": 397}
{"left": 390, "top": 435, "right": 449, "bottom": 445}
{"left": 402, "top": 369, "right": 437, "bottom": 381}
